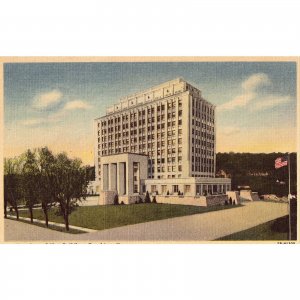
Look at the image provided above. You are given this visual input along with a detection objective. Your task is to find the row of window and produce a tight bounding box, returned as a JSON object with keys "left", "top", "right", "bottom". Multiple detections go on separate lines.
{"left": 102, "top": 137, "right": 183, "bottom": 146}
{"left": 192, "top": 129, "right": 214, "bottom": 138}
{"left": 100, "top": 99, "right": 184, "bottom": 127}
{"left": 192, "top": 138, "right": 214, "bottom": 148}
{"left": 100, "top": 126, "right": 184, "bottom": 142}
{"left": 192, "top": 165, "right": 214, "bottom": 172}
{"left": 100, "top": 114, "right": 182, "bottom": 133}
{"left": 99, "top": 119, "right": 183, "bottom": 137}
{"left": 100, "top": 146, "right": 185, "bottom": 156}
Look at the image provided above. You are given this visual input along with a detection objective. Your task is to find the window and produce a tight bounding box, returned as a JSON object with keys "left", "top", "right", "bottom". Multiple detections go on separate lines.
{"left": 134, "top": 185, "right": 139, "bottom": 193}
{"left": 161, "top": 185, "right": 167, "bottom": 194}
{"left": 151, "top": 185, "right": 157, "bottom": 193}
{"left": 173, "top": 185, "right": 179, "bottom": 193}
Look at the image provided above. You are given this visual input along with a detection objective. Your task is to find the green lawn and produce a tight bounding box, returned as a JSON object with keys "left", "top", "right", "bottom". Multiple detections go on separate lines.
{"left": 9, "top": 203, "right": 241, "bottom": 232}
{"left": 216, "top": 215, "right": 292, "bottom": 241}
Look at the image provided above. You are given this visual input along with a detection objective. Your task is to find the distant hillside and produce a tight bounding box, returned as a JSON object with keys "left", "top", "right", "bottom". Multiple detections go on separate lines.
{"left": 216, "top": 152, "right": 297, "bottom": 196}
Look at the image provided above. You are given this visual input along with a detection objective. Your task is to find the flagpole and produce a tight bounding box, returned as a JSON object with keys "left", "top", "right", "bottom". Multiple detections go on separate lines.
{"left": 288, "top": 153, "right": 291, "bottom": 240}
{"left": 288, "top": 153, "right": 291, "bottom": 197}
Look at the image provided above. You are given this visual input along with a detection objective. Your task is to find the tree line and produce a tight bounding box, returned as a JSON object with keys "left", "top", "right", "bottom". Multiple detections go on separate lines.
{"left": 216, "top": 152, "right": 297, "bottom": 196}
{"left": 4, "top": 147, "right": 89, "bottom": 231}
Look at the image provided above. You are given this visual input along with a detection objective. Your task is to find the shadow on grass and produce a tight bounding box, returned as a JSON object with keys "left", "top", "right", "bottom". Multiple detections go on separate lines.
{"left": 216, "top": 215, "right": 296, "bottom": 241}
{"left": 6, "top": 217, "right": 86, "bottom": 234}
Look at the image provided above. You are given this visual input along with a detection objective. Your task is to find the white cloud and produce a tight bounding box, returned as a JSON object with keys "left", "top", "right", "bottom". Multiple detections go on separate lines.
{"left": 241, "top": 73, "right": 271, "bottom": 91}
{"left": 217, "top": 73, "right": 290, "bottom": 112}
{"left": 252, "top": 95, "right": 292, "bottom": 111}
{"left": 33, "top": 89, "right": 62, "bottom": 109}
{"left": 23, "top": 99, "right": 93, "bottom": 127}
{"left": 63, "top": 100, "right": 92, "bottom": 110}
{"left": 218, "top": 92, "right": 255, "bottom": 111}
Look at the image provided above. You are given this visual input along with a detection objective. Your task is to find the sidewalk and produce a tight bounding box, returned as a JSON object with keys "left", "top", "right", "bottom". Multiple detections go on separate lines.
{"left": 6, "top": 215, "right": 97, "bottom": 233}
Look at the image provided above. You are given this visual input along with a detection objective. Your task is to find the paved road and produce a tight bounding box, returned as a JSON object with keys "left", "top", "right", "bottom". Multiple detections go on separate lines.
{"left": 4, "top": 201, "right": 289, "bottom": 242}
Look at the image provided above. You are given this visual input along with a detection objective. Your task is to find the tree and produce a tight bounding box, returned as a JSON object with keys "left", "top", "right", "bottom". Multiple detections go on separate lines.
{"left": 216, "top": 152, "right": 297, "bottom": 196}
{"left": 4, "top": 157, "right": 23, "bottom": 219}
{"left": 38, "top": 147, "right": 57, "bottom": 227}
{"left": 52, "top": 153, "right": 89, "bottom": 231}
{"left": 145, "top": 191, "right": 151, "bottom": 203}
{"left": 152, "top": 195, "right": 157, "bottom": 203}
{"left": 85, "top": 166, "right": 96, "bottom": 181}
{"left": 22, "top": 150, "right": 40, "bottom": 223}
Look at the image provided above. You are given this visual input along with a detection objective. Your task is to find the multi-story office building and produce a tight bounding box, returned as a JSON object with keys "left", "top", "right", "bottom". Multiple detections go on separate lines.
{"left": 94, "top": 78, "right": 231, "bottom": 205}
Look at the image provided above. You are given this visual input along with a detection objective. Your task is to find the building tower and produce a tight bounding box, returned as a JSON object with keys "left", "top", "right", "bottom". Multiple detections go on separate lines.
{"left": 94, "top": 78, "right": 231, "bottom": 204}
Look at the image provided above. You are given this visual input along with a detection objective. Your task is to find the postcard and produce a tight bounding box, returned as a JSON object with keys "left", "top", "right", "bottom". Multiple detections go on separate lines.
{"left": 0, "top": 57, "right": 298, "bottom": 243}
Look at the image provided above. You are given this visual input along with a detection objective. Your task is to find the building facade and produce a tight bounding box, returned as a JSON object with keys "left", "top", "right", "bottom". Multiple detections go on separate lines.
{"left": 94, "top": 78, "right": 231, "bottom": 205}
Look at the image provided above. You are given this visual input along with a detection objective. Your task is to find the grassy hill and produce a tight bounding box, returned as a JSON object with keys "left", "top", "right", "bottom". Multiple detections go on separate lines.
{"left": 216, "top": 152, "right": 297, "bottom": 196}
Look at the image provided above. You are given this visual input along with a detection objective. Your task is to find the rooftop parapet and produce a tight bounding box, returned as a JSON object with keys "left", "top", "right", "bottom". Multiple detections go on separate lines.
{"left": 105, "top": 78, "right": 203, "bottom": 115}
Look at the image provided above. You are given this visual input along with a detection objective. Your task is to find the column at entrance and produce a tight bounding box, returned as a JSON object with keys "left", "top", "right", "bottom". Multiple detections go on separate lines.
{"left": 102, "top": 164, "right": 109, "bottom": 191}
{"left": 109, "top": 163, "right": 117, "bottom": 191}
{"left": 126, "top": 161, "right": 133, "bottom": 195}
{"left": 117, "top": 162, "right": 126, "bottom": 195}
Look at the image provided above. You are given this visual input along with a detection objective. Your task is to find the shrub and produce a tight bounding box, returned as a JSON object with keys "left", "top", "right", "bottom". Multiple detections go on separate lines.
{"left": 167, "top": 190, "right": 170, "bottom": 196}
{"left": 145, "top": 191, "right": 151, "bottom": 203}
{"left": 120, "top": 201, "right": 125, "bottom": 205}
{"left": 225, "top": 200, "right": 228, "bottom": 205}
{"left": 233, "top": 200, "right": 236, "bottom": 205}
{"left": 152, "top": 195, "right": 157, "bottom": 203}
{"left": 138, "top": 197, "right": 143, "bottom": 204}
{"left": 113, "top": 194, "right": 119, "bottom": 205}
{"left": 229, "top": 197, "right": 233, "bottom": 205}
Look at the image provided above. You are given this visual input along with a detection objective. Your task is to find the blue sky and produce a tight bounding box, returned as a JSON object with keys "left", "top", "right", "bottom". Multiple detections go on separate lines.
{"left": 4, "top": 62, "right": 297, "bottom": 165}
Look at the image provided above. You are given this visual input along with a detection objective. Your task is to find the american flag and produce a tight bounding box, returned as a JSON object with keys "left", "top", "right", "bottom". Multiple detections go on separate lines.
{"left": 275, "top": 156, "right": 288, "bottom": 169}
